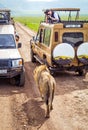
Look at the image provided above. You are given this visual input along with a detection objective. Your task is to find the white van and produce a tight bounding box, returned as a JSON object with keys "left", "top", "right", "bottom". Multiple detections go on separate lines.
{"left": 0, "top": 24, "right": 25, "bottom": 86}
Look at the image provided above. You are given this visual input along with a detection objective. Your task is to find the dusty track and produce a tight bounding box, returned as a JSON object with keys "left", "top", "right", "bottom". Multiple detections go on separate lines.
{"left": 0, "top": 22, "right": 88, "bottom": 130}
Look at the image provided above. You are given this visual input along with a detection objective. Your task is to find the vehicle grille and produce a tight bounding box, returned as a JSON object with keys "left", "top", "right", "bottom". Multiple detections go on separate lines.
{"left": 0, "top": 60, "right": 11, "bottom": 68}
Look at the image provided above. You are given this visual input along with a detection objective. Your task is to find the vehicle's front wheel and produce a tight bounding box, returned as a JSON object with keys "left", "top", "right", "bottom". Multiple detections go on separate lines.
{"left": 30, "top": 46, "right": 36, "bottom": 62}
{"left": 15, "top": 71, "right": 25, "bottom": 87}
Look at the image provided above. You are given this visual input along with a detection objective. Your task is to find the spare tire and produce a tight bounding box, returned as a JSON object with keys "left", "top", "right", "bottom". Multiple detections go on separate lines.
{"left": 77, "top": 42, "right": 88, "bottom": 64}
{"left": 53, "top": 43, "right": 75, "bottom": 65}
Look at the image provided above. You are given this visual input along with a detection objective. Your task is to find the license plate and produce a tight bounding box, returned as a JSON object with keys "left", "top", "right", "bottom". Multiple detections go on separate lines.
{"left": 0, "top": 69, "right": 7, "bottom": 74}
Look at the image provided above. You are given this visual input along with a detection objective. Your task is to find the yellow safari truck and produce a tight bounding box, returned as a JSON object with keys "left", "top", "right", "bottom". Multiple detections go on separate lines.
{"left": 30, "top": 8, "right": 88, "bottom": 75}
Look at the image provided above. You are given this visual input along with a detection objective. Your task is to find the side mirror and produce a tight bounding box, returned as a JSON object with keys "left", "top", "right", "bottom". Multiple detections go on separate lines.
{"left": 18, "top": 43, "right": 22, "bottom": 48}
{"left": 33, "top": 36, "right": 36, "bottom": 41}
{"left": 32, "top": 36, "right": 39, "bottom": 44}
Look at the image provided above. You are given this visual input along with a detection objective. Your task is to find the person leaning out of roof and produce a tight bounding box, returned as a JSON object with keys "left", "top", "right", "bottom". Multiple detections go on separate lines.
{"left": 44, "top": 9, "right": 60, "bottom": 23}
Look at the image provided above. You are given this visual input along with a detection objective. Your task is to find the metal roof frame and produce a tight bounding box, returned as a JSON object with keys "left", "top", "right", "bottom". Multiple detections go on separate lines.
{"left": 43, "top": 8, "right": 80, "bottom": 21}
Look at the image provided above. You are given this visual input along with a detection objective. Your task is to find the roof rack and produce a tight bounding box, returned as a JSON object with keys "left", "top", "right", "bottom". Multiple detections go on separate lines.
{"left": 0, "top": 9, "right": 11, "bottom": 12}
{"left": 48, "top": 8, "right": 80, "bottom": 12}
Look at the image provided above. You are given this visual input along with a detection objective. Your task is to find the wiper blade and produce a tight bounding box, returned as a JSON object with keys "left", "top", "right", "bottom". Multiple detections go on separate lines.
{"left": 4, "top": 46, "right": 15, "bottom": 48}
{"left": 0, "top": 46, "right": 15, "bottom": 49}
{"left": 0, "top": 46, "right": 5, "bottom": 48}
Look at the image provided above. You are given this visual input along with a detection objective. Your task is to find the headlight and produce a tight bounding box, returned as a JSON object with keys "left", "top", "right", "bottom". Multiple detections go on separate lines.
{"left": 12, "top": 59, "right": 23, "bottom": 67}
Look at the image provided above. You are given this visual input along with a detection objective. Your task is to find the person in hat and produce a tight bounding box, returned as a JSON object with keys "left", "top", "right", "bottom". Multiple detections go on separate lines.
{"left": 44, "top": 9, "right": 60, "bottom": 23}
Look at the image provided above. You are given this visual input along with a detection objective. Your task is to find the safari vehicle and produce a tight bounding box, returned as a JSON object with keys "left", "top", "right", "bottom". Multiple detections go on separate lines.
{"left": 30, "top": 8, "right": 88, "bottom": 75}
{"left": 0, "top": 17, "right": 25, "bottom": 86}
{"left": 0, "top": 9, "right": 11, "bottom": 24}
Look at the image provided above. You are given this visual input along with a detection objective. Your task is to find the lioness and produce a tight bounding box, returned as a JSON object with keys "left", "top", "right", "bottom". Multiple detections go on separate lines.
{"left": 33, "top": 64, "right": 56, "bottom": 118}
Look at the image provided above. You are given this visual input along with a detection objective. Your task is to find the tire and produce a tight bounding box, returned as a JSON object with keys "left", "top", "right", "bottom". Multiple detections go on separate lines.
{"left": 78, "top": 69, "right": 84, "bottom": 76}
{"left": 15, "top": 70, "right": 25, "bottom": 87}
{"left": 9, "top": 77, "right": 16, "bottom": 85}
{"left": 30, "top": 46, "right": 36, "bottom": 63}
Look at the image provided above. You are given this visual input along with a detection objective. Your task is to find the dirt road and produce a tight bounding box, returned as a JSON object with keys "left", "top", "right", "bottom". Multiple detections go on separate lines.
{"left": 0, "top": 23, "right": 88, "bottom": 130}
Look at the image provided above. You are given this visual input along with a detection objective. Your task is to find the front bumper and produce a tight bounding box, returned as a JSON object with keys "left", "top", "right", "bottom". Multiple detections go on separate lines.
{"left": 0, "top": 67, "right": 23, "bottom": 78}
{"left": 0, "top": 58, "right": 24, "bottom": 78}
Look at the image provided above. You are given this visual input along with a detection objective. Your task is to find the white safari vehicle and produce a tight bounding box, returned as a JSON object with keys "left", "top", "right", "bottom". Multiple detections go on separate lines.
{"left": 0, "top": 21, "right": 25, "bottom": 86}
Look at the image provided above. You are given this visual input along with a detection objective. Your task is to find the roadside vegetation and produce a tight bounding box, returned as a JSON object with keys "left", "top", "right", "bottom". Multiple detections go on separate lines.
{"left": 14, "top": 16, "right": 44, "bottom": 32}
{"left": 15, "top": 15, "right": 88, "bottom": 32}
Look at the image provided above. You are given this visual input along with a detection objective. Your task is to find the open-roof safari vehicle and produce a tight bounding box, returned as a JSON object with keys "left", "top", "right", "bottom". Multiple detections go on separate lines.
{"left": 0, "top": 9, "right": 15, "bottom": 26}
{"left": 0, "top": 9, "right": 25, "bottom": 86}
{"left": 30, "top": 8, "right": 88, "bottom": 75}
{"left": 0, "top": 9, "right": 11, "bottom": 23}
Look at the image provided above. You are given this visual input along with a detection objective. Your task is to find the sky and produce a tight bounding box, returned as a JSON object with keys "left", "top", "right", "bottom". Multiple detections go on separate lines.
{"left": 0, "top": 0, "right": 88, "bottom": 16}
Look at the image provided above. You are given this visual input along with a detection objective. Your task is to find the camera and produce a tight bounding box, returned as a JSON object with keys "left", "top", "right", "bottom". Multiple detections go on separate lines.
{"left": 44, "top": 9, "right": 50, "bottom": 15}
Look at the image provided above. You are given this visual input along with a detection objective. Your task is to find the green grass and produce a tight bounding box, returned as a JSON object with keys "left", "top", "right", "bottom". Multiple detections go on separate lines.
{"left": 14, "top": 15, "right": 88, "bottom": 32}
{"left": 14, "top": 16, "right": 44, "bottom": 32}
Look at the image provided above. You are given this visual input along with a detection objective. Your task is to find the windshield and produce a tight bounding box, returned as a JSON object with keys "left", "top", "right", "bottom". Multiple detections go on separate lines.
{"left": 0, "top": 34, "right": 16, "bottom": 49}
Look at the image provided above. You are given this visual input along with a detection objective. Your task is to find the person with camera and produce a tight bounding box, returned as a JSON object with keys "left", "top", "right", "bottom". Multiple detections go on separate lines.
{"left": 44, "top": 9, "right": 60, "bottom": 23}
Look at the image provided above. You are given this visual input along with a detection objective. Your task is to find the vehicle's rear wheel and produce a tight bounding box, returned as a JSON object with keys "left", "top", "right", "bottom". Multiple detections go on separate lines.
{"left": 78, "top": 69, "right": 85, "bottom": 76}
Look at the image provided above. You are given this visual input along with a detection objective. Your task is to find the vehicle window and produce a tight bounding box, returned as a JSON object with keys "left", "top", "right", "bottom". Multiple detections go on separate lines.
{"left": 55, "top": 32, "right": 58, "bottom": 42}
{"left": 0, "top": 34, "right": 16, "bottom": 49}
{"left": 43, "top": 28, "right": 51, "bottom": 46}
{"left": 39, "top": 29, "right": 44, "bottom": 43}
{"left": 0, "top": 13, "right": 4, "bottom": 19}
{"left": 36, "top": 31, "right": 39, "bottom": 41}
{"left": 0, "top": 13, "right": 8, "bottom": 20}
{"left": 36, "top": 29, "right": 44, "bottom": 43}
{"left": 62, "top": 32, "right": 83, "bottom": 47}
